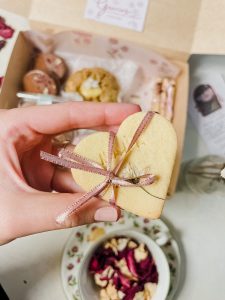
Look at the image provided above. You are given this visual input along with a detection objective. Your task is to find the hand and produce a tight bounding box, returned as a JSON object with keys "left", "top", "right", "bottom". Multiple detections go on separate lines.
{"left": 0, "top": 102, "right": 140, "bottom": 244}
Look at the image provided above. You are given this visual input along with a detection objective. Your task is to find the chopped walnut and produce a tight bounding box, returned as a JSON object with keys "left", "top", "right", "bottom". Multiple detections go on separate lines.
{"left": 128, "top": 240, "right": 138, "bottom": 249}
{"left": 115, "top": 258, "right": 137, "bottom": 280}
{"left": 118, "top": 290, "right": 125, "bottom": 299}
{"left": 106, "top": 282, "right": 119, "bottom": 300}
{"left": 145, "top": 282, "right": 157, "bottom": 297}
{"left": 94, "top": 273, "right": 108, "bottom": 288}
{"left": 133, "top": 282, "right": 157, "bottom": 300}
{"left": 100, "top": 288, "right": 111, "bottom": 300}
{"left": 134, "top": 243, "right": 148, "bottom": 263}
{"left": 134, "top": 291, "right": 146, "bottom": 300}
{"left": 104, "top": 238, "right": 118, "bottom": 255}
{"left": 102, "top": 266, "right": 114, "bottom": 279}
{"left": 117, "top": 238, "right": 129, "bottom": 251}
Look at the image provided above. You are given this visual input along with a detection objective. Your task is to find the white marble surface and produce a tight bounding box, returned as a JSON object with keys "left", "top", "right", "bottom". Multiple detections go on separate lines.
{"left": 1, "top": 8, "right": 225, "bottom": 300}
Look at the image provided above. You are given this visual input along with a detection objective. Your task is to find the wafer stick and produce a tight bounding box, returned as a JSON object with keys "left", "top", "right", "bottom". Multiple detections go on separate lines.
{"left": 164, "top": 79, "right": 176, "bottom": 121}
{"left": 150, "top": 78, "right": 162, "bottom": 113}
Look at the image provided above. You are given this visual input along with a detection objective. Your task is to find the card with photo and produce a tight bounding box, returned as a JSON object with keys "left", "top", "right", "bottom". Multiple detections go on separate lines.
{"left": 189, "top": 72, "right": 225, "bottom": 156}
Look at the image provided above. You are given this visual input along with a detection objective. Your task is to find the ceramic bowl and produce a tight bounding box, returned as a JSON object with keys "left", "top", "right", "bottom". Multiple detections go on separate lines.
{"left": 78, "top": 229, "right": 170, "bottom": 300}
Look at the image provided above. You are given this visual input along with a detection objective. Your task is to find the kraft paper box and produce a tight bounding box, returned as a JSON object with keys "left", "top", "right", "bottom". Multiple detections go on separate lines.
{"left": 2, "top": 0, "right": 208, "bottom": 195}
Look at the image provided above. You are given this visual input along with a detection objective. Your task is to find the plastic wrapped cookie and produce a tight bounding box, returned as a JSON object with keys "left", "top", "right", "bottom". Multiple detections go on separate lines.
{"left": 34, "top": 53, "right": 67, "bottom": 81}
{"left": 23, "top": 70, "right": 59, "bottom": 95}
{"left": 64, "top": 67, "right": 120, "bottom": 102}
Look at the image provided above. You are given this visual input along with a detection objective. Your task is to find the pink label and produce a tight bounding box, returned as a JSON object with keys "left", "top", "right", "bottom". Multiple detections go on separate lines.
{"left": 84, "top": 0, "right": 149, "bottom": 32}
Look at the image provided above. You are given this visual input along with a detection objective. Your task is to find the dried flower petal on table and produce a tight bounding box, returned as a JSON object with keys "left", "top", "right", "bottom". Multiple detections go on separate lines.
{"left": 0, "top": 77, "right": 4, "bottom": 87}
{"left": 0, "top": 16, "right": 14, "bottom": 39}
{"left": 0, "top": 39, "right": 6, "bottom": 50}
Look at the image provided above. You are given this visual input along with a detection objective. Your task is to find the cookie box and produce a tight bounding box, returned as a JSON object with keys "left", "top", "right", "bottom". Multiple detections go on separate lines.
{"left": 0, "top": 0, "right": 197, "bottom": 195}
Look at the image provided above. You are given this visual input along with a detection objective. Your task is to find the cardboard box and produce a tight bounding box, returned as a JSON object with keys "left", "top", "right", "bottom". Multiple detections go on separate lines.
{"left": 0, "top": 0, "right": 194, "bottom": 195}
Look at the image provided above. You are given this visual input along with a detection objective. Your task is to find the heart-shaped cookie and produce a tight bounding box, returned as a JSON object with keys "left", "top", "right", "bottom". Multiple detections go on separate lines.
{"left": 72, "top": 112, "right": 177, "bottom": 219}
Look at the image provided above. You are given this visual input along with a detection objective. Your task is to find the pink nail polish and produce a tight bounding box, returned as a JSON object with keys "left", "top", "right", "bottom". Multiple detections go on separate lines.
{"left": 94, "top": 206, "right": 118, "bottom": 222}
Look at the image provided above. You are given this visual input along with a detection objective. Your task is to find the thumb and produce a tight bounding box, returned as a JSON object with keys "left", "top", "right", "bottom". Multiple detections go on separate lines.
{"left": 12, "top": 192, "right": 120, "bottom": 239}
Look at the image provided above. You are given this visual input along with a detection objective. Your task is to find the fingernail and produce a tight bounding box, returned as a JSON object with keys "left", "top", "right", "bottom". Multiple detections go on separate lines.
{"left": 94, "top": 206, "right": 118, "bottom": 222}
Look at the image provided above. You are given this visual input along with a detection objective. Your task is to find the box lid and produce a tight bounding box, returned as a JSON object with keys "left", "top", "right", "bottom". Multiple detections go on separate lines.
{"left": 2, "top": 0, "right": 225, "bottom": 60}
{"left": 0, "top": 0, "right": 30, "bottom": 18}
{"left": 27, "top": 0, "right": 201, "bottom": 61}
{"left": 191, "top": 0, "right": 225, "bottom": 55}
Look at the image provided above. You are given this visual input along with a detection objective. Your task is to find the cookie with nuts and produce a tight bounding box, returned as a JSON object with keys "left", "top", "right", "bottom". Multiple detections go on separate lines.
{"left": 34, "top": 53, "right": 67, "bottom": 81}
{"left": 23, "top": 70, "right": 59, "bottom": 95}
{"left": 64, "top": 67, "right": 120, "bottom": 102}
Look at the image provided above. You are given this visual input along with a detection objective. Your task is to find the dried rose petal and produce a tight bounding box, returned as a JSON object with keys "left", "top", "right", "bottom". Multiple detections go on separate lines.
{"left": 0, "top": 17, "right": 14, "bottom": 39}
{"left": 0, "top": 40, "right": 6, "bottom": 50}
{"left": 139, "top": 256, "right": 151, "bottom": 270}
{"left": 117, "top": 272, "right": 131, "bottom": 290}
{"left": 126, "top": 250, "right": 138, "bottom": 277}
{"left": 0, "top": 28, "right": 14, "bottom": 39}
{"left": 89, "top": 257, "right": 100, "bottom": 272}
{"left": 123, "top": 284, "right": 143, "bottom": 300}
{"left": 0, "top": 77, "right": 4, "bottom": 87}
{"left": 112, "top": 273, "right": 120, "bottom": 289}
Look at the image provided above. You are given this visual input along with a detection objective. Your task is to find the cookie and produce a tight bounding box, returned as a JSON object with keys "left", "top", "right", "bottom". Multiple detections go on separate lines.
{"left": 23, "top": 70, "right": 58, "bottom": 95}
{"left": 34, "top": 53, "right": 67, "bottom": 80}
{"left": 72, "top": 112, "right": 177, "bottom": 219}
{"left": 64, "top": 68, "right": 120, "bottom": 102}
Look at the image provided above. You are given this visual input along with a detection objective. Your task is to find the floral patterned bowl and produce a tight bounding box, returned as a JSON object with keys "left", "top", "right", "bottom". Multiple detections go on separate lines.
{"left": 78, "top": 229, "right": 170, "bottom": 300}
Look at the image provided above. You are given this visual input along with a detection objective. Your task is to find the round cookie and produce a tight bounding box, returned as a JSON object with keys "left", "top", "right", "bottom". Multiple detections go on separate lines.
{"left": 64, "top": 68, "right": 120, "bottom": 102}
{"left": 34, "top": 53, "right": 67, "bottom": 80}
{"left": 23, "top": 70, "right": 58, "bottom": 95}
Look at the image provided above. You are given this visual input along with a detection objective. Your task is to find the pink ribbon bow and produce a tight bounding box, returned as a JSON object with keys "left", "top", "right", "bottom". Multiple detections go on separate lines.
{"left": 40, "top": 112, "right": 155, "bottom": 224}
